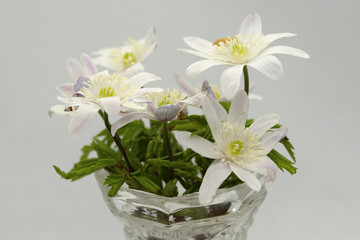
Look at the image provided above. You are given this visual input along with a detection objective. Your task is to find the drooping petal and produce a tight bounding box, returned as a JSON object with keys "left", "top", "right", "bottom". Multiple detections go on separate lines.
{"left": 186, "top": 60, "right": 227, "bottom": 78}
{"left": 178, "top": 48, "right": 211, "bottom": 59}
{"left": 81, "top": 54, "right": 98, "bottom": 75}
{"left": 56, "top": 83, "right": 74, "bottom": 95}
{"left": 183, "top": 36, "right": 214, "bottom": 55}
{"left": 49, "top": 105, "right": 68, "bottom": 117}
{"left": 174, "top": 131, "right": 223, "bottom": 159}
{"left": 229, "top": 163, "right": 262, "bottom": 191}
{"left": 258, "top": 46, "right": 310, "bottom": 59}
{"left": 239, "top": 12, "right": 262, "bottom": 35}
{"left": 111, "top": 112, "right": 152, "bottom": 135}
{"left": 174, "top": 73, "right": 197, "bottom": 96}
{"left": 248, "top": 113, "right": 280, "bottom": 137}
{"left": 129, "top": 72, "right": 161, "bottom": 89}
{"left": 199, "top": 159, "right": 232, "bottom": 204}
{"left": 99, "top": 97, "right": 121, "bottom": 115}
{"left": 154, "top": 105, "right": 181, "bottom": 121}
{"left": 220, "top": 65, "right": 244, "bottom": 100}
{"left": 248, "top": 55, "right": 284, "bottom": 80}
{"left": 261, "top": 126, "right": 288, "bottom": 154}
{"left": 251, "top": 157, "right": 278, "bottom": 182}
{"left": 144, "top": 25, "right": 157, "bottom": 47}
{"left": 201, "top": 96, "right": 222, "bottom": 144}
{"left": 263, "top": 33, "right": 297, "bottom": 44}
{"left": 228, "top": 90, "right": 249, "bottom": 129}
{"left": 66, "top": 58, "right": 85, "bottom": 81}
{"left": 68, "top": 104, "right": 99, "bottom": 138}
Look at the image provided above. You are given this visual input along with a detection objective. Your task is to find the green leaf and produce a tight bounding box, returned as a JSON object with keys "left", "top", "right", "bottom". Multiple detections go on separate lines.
{"left": 104, "top": 173, "right": 125, "bottom": 197}
{"left": 219, "top": 101, "right": 231, "bottom": 113}
{"left": 107, "top": 183, "right": 122, "bottom": 197}
{"left": 53, "top": 165, "right": 69, "bottom": 179}
{"left": 162, "top": 179, "right": 178, "bottom": 197}
{"left": 280, "top": 137, "right": 296, "bottom": 161}
{"left": 79, "top": 145, "right": 94, "bottom": 162}
{"left": 170, "top": 115, "right": 208, "bottom": 132}
{"left": 132, "top": 175, "right": 161, "bottom": 194}
{"left": 147, "top": 158, "right": 202, "bottom": 171}
{"left": 268, "top": 149, "right": 297, "bottom": 175}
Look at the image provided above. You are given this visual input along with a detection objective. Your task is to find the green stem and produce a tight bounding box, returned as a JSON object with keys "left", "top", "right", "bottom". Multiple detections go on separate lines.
{"left": 99, "top": 111, "right": 134, "bottom": 173}
{"left": 243, "top": 65, "right": 249, "bottom": 95}
{"left": 162, "top": 121, "right": 175, "bottom": 180}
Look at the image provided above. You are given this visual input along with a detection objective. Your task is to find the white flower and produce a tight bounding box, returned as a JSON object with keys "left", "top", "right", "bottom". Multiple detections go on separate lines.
{"left": 174, "top": 73, "right": 262, "bottom": 101}
{"left": 179, "top": 12, "right": 309, "bottom": 100}
{"left": 174, "top": 90, "right": 287, "bottom": 204}
{"left": 50, "top": 70, "right": 161, "bottom": 137}
{"left": 93, "top": 26, "right": 157, "bottom": 73}
{"left": 111, "top": 89, "right": 205, "bottom": 135}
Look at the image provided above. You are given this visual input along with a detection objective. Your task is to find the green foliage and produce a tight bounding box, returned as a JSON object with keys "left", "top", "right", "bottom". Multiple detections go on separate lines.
{"left": 54, "top": 104, "right": 298, "bottom": 197}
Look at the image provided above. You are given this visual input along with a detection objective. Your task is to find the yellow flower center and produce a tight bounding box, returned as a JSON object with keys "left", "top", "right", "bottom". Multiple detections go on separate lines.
{"left": 122, "top": 52, "right": 136, "bottom": 68}
{"left": 99, "top": 86, "right": 115, "bottom": 98}
{"left": 232, "top": 42, "right": 249, "bottom": 58}
{"left": 228, "top": 140, "right": 244, "bottom": 156}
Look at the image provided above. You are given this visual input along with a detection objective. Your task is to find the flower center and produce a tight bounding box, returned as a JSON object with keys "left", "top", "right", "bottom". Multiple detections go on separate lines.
{"left": 228, "top": 140, "right": 244, "bottom": 156}
{"left": 122, "top": 52, "right": 136, "bottom": 68}
{"left": 146, "top": 89, "right": 187, "bottom": 107}
{"left": 99, "top": 86, "right": 115, "bottom": 98}
{"left": 232, "top": 42, "right": 248, "bottom": 58}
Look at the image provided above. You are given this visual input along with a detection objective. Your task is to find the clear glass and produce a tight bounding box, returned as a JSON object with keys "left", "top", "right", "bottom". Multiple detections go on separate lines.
{"left": 95, "top": 169, "right": 267, "bottom": 240}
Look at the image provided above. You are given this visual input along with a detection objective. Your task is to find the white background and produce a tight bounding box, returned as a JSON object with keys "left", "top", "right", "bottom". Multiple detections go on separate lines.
{"left": 1, "top": 0, "right": 359, "bottom": 239}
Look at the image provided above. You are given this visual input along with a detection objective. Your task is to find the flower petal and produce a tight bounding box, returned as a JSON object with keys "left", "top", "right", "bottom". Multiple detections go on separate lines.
{"left": 183, "top": 36, "right": 214, "bottom": 55}
{"left": 144, "top": 25, "right": 157, "bottom": 47}
{"left": 66, "top": 58, "right": 85, "bottom": 81}
{"left": 258, "top": 46, "right": 310, "bottom": 59}
{"left": 74, "top": 76, "right": 89, "bottom": 92}
{"left": 57, "top": 83, "right": 74, "bottom": 95}
{"left": 80, "top": 54, "right": 98, "bottom": 75}
{"left": 174, "top": 131, "right": 222, "bottom": 159}
{"left": 263, "top": 33, "right": 297, "bottom": 44}
{"left": 154, "top": 105, "right": 181, "bottom": 121}
{"left": 239, "top": 12, "right": 262, "bottom": 35}
{"left": 201, "top": 96, "right": 222, "bottom": 144}
{"left": 207, "top": 94, "right": 227, "bottom": 121}
{"left": 99, "top": 97, "right": 121, "bottom": 115}
{"left": 251, "top": 157, "right": 278, "bottom": 182}
{"left": 248, "top": 55, "right": 283, "bottom": 80}
{"left": 199, "top": 159, "right": 232, "bottom": 204}
{"left": 186, "top": 60, "right": 227, "bottom": 78}
{"left": 111, "top": 112, "right": 152, "bottom": 135}
{"left": 261, "top": 126, "right": 288, "bottom": 154}
{"left": 178, "top": 48, "right": 211, "bottom": 59}
{"left": 68, "top": 104, "right": 99, "bottom": 138}
{"left": 129, "top": 72, "right": 161, "bottom": 89}
{"left": 229, "top": 163, "right": 261, "bottom": 191}
{"left": 228, "top": 90, "right": 248, "bottom": 127}
{"left": 174, "top": 73, "right": 197, "bottom": 96}
{"left": 248, "top": 113, "right": 280, "bottom": 137}
{"left": 220, "top": 65, "right": 244, "bottom": 100}
{"left": 122, "top": 63, "right": 145, "bottom": 77}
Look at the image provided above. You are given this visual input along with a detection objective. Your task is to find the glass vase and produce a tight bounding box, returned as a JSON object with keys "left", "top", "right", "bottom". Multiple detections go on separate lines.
{"left": 95, "top": 169, "right": 267, "bottom": 240}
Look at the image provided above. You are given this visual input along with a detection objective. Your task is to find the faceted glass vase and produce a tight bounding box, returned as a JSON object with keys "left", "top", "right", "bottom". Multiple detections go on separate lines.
{"left": 95, "top": 169, "right": 267, "bottom": 240}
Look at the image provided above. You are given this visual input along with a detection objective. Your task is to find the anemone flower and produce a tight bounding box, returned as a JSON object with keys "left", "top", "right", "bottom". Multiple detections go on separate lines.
{"left": 111, "top": 89, "right": 204, "bottom": 135}
{"left": 93, "top": 25, "right": 157, "bottom": 73}
{"left": 174, "top": 90, "right": 287, "bottom": 204}
{"left": 50, "top": 71, "right": 161, "bottom": 137}
{"left": 179, "top": 12, "right": 309, "bottom": 100}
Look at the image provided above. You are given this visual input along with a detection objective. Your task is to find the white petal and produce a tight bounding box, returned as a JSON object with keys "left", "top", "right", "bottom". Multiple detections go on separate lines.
{"left": 239, "top": 12, "right": 262, "bottom": 35}
{"left": 174, "top": 131, "right": 222, "bottom": 159}
{"left": 81, "top": 54, "right": 98, "bottom": 75}
{"left": 186, "top": 60, "right": 227, "bottom": 78}
{"left": 261, "top": 126, "right": 288, "bottom": 154}
{"left": 248, "top": 113, "right": 280, "bottom": 137}
{"left": 122, "top": 63, "right": 145, "bottom": 77}
{"left": 141, "top": 42, "right": 158, "bottom": 60}
{"left": 49, "top": 105, "right": 68, "bottom": 116}
{"left": 68, "top": 105, "right": 99, "bottom": 138}
{"left": 154, "top": 105, "right": 181, "bottom": 121}
{"left": 131, "top": 87, "right": 163, "bottom": 99}
{"left": 181, "top": 91, "right": 206, "bottom": 107}
{"left": 144, "top": 25, "right": 157, "bottom": 47}
{"left": 251, "top": 157, "right": 278, "bottom": 182}
{"left": 249, "top": 93, "right": 263, "bottom": 100}
{"left": 248, "top": 55, "right": 283, "bottom": 80}
{"left": 199, "top": 160, "right": 232, "bottom": 204}
{"left": 228, "top": 90, "right": 248, "bottom": 127}
{"left": 56, "top": 83, "right": 74, "bottom": 95}
{"left": 178, "top": 48, "right": 211, "bottom": 59}
{"left": 111, "top": 112, "right": 152, "bottom": 135}
{"left": 263, "top": 33, "right": 297, "bottom": 44}
{"left": 229, "top": 163, "right": 261, "bottom": 191}
{"left": 129, "top": 72, "right": 161, "bottom": 89}
{"left": 174, "top": 73, "right": 197, "bottom": 96}
{"left": 258, "top": 46, "right": 310, "bottom": 59}
{"left": 208, "top": 94, "right": 227, "bottom": 121}
{"left": 220, "top": 65, "right": 244, "bottom": 100}
{"left": 201, "top": 96, "right": 222, "bottom": 144}
{"left": 66, "top": 58, "right": 85, "bottom": 81}
{"left": 99, "top": 97, "right": 121, "bottom": 115}
{"left": 183, "top": 36, "right": 214, "bottom": 55}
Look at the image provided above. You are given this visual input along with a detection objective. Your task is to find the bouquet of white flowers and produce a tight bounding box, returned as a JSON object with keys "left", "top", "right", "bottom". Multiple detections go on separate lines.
{"left": 50, "top": 12, "right": 308, "bottom": 206}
